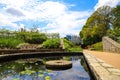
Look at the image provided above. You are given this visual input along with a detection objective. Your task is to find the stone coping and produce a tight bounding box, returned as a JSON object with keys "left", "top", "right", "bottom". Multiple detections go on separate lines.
{"left": 0, "top": 49, "right": 65, "bottom": 54}
{"left": 83, "top": 52, "right": 120, "bottom": 80}
{"left": 0, "top": 52, "right": 83, "bottom": 63}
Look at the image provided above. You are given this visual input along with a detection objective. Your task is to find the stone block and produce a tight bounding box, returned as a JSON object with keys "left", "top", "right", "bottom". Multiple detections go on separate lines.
{"left": 101, "top": 63, "right": 114, "bottom": 68}
{"left": 108, "top": 68, "right": 120, "bottom": 76}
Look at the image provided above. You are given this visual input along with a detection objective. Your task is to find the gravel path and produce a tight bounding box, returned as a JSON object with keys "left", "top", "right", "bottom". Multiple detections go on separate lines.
{"left": 83, "top": 50, "right": 120, "bottom": 69}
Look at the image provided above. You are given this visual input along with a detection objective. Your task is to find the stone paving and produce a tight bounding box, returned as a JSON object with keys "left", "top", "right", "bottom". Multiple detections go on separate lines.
{"left": 83, "top": 52, "right": 120, "bottom": 80}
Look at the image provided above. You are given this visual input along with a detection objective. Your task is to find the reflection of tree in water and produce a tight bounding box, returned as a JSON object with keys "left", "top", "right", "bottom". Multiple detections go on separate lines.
{"left": 70, "top": 56, "right": 81, "bottom": 61}
{"left": 80, "top": 57, "right": 89, "bottom": 72}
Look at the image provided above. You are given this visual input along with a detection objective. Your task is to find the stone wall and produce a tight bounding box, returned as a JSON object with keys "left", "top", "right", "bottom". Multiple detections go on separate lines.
{"left": 102, "top": 36, "right": 120, "bottom": 53}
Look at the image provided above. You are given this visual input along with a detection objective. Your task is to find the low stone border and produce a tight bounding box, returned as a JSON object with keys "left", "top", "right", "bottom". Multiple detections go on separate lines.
{"left": 83, "top": 52, "right": 120, "bottom": 80}
{"left": 0, "top": 49, "right": 65, "bottom": 54}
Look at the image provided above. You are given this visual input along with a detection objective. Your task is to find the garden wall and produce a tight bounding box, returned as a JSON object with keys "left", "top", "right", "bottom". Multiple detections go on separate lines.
{"left": 102, "top": 36, "right": 120, "bottom": 53}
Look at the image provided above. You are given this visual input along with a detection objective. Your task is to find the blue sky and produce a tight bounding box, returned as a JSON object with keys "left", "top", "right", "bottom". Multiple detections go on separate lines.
{"left": 0, "top": 0, "right": 120, "bottom": 37}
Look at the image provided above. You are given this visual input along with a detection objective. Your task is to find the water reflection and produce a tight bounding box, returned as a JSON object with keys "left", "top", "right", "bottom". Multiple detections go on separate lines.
{"left": 0, "top": 56, "right": 91, "bottom": 80}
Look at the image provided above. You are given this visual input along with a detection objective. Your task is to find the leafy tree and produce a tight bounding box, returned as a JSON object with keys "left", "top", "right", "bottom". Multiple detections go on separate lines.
{"left": 107, "top": 27, "right": 120, "bottom": 43}
{"left": 111, "top": 5, "right": 120, "bottom": 28}
{"left": 80, "top": 6, "right": 112, "bottom": 45}
{"left": 107, "top": 5, "right": 120, "bottom": 43}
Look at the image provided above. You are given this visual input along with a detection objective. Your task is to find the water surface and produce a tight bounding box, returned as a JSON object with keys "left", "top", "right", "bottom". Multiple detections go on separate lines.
{"left": 0, "top": 56, "right": 91, "bottom": 80}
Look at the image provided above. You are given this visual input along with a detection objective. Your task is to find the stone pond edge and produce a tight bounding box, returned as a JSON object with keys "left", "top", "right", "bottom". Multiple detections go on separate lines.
{"left": 83, "top": 52, "right": 120, "bottom": 80}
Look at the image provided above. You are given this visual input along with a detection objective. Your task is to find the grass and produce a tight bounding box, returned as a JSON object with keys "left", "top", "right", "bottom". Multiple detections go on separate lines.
{"left": 90, "top": 42, "right": 103, "bottom": 51}
{"left": 68, "top": 46, "right": 83, "bottom": 52}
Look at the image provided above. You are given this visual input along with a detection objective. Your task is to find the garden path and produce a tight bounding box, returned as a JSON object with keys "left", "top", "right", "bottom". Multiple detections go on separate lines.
{"left": 83, "top": 50, "right": 120, "bottom": 69}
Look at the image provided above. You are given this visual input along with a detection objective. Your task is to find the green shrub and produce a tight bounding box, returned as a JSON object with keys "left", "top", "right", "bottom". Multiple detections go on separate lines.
{"left": 26, "top": 33, "right": 47, "bottom": 44}
{"left": 17, "top": 32, "right": 47, "bottom": 44}
{"left": 63, "top": 39, "right": 74, "bottom": 50}
{"left": 91, "top": 42, "right": 103, "bottom": 51}
{"left": 0, "top": 38, "right": 24, "bottom": 48}
{"left": 69, "top": 46, "right": 83, "bottom": 52}
{"left": 42, "top": 39, "right": 60, "bottom": 49}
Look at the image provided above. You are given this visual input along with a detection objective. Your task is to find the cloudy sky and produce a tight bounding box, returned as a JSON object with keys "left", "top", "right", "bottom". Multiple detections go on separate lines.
{"left": 0, "top": 0, "right": 120, "bottom": 37}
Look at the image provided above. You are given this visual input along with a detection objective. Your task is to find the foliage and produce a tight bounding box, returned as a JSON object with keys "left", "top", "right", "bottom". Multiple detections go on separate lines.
{"left": 42, "top": 39, "right": 60, "bottom": 49}
{"left": 0, "top": 28, "right": 10, "bottom": 33}
{"left": 68, "top": 46, "right": 83, "bottom": 52}
{"left": 17, "top": 32, "right": 47, "bottom": 44}
{"left": 0, "top": 37, "right": 24, "bottom": 48}
{"left": 0, "top": 29, "right": 47, "bottom": 44}
{"left": 90, "top": 42, "right": 103, "bottom": 51}
{"left": 112, "top": 5, "right": 120, "bottom": 28}
{"left": 63, "top": 39, "right": 82, "bottom": 52}
{"left": 79, "top": 5, "right": 120, "bottom": 46}
{"left": 63, "top": 38, "right": 74, "bottom": 50}
{"left": 108, "top": 5, "right": 120, "bottom": 43}
{"left": 107, "top": 27, "right": 120, "bottom": 43}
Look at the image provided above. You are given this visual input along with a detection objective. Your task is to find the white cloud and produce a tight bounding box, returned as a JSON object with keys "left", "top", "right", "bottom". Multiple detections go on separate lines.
{"left": 0, "top": 13, "right": 18, "bottom": 29}
{"left": 0, "top": 0, "right": 92, "bottom": 36}
{"left": 94, "top": 0, "right": 120, "bottom": 10}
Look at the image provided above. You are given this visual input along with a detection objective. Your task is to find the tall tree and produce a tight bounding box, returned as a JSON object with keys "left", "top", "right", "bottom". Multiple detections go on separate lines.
{"left": 80, "top": 6, "right": 112, "bottom": 45}
{"left": 112, "top": 5, "right": 120, "bottom": 28}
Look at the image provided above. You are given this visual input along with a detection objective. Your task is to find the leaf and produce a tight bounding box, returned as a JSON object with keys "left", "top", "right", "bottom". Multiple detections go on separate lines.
{"left": 13, "top": 78, "right": 19, "bottom": 80}
{"left": 38, "top": 74, "right": 44, "bottom": 77}
{"left": 45, "top": 76, "right": 51, "bottom": 80}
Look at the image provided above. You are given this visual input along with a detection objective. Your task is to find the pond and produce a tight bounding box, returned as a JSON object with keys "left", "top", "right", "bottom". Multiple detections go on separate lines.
{"left": 0, "top": 56, "right": 92, "bottom": 80}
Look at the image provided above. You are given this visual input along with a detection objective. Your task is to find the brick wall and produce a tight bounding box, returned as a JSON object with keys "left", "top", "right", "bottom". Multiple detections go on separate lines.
{"left": 102, "top": 36, "right": 120, "bottom": 53}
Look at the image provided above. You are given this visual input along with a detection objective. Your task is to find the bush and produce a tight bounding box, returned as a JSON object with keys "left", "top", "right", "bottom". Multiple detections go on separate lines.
{"left": 69, "top": 46, "right": 83, "bottom": 52}
{"left": 0, "top": 38, "right": 24, "bottom": 48}
{"left": 17, "top": 32, "right": 47, "bottom": 44}
{"left": 25, "top": 33, "right": 47, "bottom": 44}
{"left": 42, "top": 39, "right": 60, "bottom": 49}
{"left": 90, "top": 42, "right": 103, "bottom": 51}
{"left": 63, "top": 39, "right": 75, "bottom": 51}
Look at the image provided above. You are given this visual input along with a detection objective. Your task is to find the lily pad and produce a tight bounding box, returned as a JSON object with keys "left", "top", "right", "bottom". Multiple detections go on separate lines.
{"left": 20, "top": 71, "right": 26, "bottom": 75}
{"left": 47, "top": 70, "right": 52, "bottom": 73}
{"left": 20, "top": 70, "right": 35, "bottom": 75}
{"left": 38, "top": 74, "right": 44, "bottom": 77}
{"left": 39, "top": 70, "right": 43, "bottom": 73}
{"left": 13, "top": 78, "right": 19, "bottom": 80}
{"left": 45, "top": 76, "right": 51, "bottom": 80}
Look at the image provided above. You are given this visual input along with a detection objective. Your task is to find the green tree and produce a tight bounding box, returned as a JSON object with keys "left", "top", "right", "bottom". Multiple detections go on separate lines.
{"left": 80, "top": 6, "right": 112, "bottom": 45}
{"left": 112, "top": 5, "right": 120, "bottom": 28}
